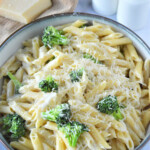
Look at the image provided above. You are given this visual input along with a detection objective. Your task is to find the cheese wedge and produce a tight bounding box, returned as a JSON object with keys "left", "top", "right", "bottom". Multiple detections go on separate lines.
{"left": 0, "top": 0, "right": 52, "bottom": 24}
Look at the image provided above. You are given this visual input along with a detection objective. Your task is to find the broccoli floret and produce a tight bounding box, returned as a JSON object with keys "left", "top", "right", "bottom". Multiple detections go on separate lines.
{"left": 70, "top": 69, "right": 83, "bottom": 83}
{"left": 7, "top": 72, "right": 22, "bottom": 93}
{"left": 42, "top": 103, "right": 71, "bottom": 124}
{"left": 0, "top": 114, "right": 26, "bottom": 141}
{"left": 83, "top": 53, "right": 102, "bottom": 64}
{"left": 96, "top": 95, "right": 124, "bottom": 120}
{"left": 58, "top": 121, "right": 89, "bottom": 147}
{"left": 42, "top": 26, "right": 69, "bottom": 48}
{"left": 39, "top": 76, "right": 58, "bottom": 92}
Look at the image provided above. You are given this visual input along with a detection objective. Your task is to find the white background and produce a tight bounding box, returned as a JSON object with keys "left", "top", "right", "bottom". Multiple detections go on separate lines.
{"left": 75, "top": 0, "right": 150, "bottom": 150}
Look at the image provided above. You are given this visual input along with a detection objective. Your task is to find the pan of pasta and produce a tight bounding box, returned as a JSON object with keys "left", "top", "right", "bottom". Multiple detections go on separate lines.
{"left": 0, "top": 13, "right": 150, "bottom": 150}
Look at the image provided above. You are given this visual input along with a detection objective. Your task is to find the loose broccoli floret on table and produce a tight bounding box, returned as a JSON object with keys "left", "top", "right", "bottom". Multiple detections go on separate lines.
{"left": 96, "top": 95, "right": 124, "bottom": 120}
{"left": 58, "top": 121, "right": 89, "bottom": 147}
{"left": 42, "top": 103, "right": 71, "bottom": 124}
{"left": 7, "top": 72, "right": 22, "bottom": 94}
{"left": 39, "top": 76, "right": 58, "bottom": 92}
{"left": 70, "top": 68, "right": 83, "bottom": 83}
{"left": 0, "top": 114, "right": 26, "bottom": 141}
{"left": 42, "top": 26, "right": 69, "bottom": 48}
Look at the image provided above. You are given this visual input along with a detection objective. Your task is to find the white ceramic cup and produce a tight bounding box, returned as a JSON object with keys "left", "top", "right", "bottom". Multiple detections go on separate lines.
{"left": 117, "top": 0, "right": 150, "bottom": 30}
{"left": 92, "top": 0, "right": 119, "bottom": 16}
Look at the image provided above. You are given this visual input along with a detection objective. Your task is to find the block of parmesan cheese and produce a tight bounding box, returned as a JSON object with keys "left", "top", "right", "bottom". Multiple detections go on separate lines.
{"left": 0, "top": 0, "right": 52, "bottom": 24}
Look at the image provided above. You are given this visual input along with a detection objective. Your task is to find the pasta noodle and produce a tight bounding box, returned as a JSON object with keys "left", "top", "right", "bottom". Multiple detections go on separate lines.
{"left": 0, "top": 20, "right": 149, "bottom": 150}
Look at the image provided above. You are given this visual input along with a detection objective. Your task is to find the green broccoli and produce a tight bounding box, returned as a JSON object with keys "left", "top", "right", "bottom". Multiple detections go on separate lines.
{"left": 7, "top": 72, "right": 22, "bottom": 93}
{"left": 45, "top": 56, "right": 55, "bottom": 64}
{"left": 70, "top": 68, "right": 83, "bottom": 83}
{"left": 42, "top": 103, "right": 71, "bottom": 124}
{"left": 58, "top": 121, "right": 89, "bottom": 147}
{"left": 96, "top": 95, "right": 124, "bottom": 120}
{"left": 79, "top": 23, "right": 91, "bottom": 28}
{"left": 39, "top": 76, "right": 58, "bottom": 92}
{"left": 49, "top": 56, "right": 55, "bottom": 61}
{"left": 0, "top": 114, "right": 26, "bottom": 141}
{"left": 83, "top": 53, "right": 102, "bottom": 64}
{"left": 119, "top": 104, "right": 126, "bottom": 109}
{"left": 42, "top": 26, "right": 69, "bottom": 48}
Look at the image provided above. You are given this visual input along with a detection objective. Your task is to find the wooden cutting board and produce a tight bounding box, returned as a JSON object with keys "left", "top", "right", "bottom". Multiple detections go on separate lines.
{"left": 0, "top": 0, "right": 78, "bottom": 45}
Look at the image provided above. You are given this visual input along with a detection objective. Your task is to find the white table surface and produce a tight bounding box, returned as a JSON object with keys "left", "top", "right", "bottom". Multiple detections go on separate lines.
{"left": 75, "top": 0, "right": 150, "bottom": 150}
{"left": 0, "top": 1, "right": 149, "bottom": 150}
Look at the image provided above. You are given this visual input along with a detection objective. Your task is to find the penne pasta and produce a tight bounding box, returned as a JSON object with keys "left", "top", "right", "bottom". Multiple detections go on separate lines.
{"left": 0, "top": 20, "right": 149, "bottom": 150}
{"left": 101, "top": 37, "right": 132, "bottom": 46}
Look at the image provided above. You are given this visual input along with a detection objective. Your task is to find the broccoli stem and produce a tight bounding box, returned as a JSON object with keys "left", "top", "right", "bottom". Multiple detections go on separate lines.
{"left": 7, "top": 72, "right": 22, "bottom": 93}
{"left": 71, "top": 134, "right": 80, "bottom": 147}
{"left": 83, "top": 53, "right": 102, "bottom": 64}
{"left": 41, "top": 103, "right": 71, "bottom": 124}
{"left": 42, "top": 111, "right": 56, "bottom": 121}
{"left": 113, "top": 108, "right": 124, "bottom": 121}
{"left": 68, "top": 136, "right": 73, "bottom": 147}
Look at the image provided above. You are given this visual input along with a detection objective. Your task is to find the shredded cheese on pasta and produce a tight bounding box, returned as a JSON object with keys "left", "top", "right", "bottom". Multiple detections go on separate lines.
{"left": 0, "top": 20, "right": 150, "bottom": 150}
